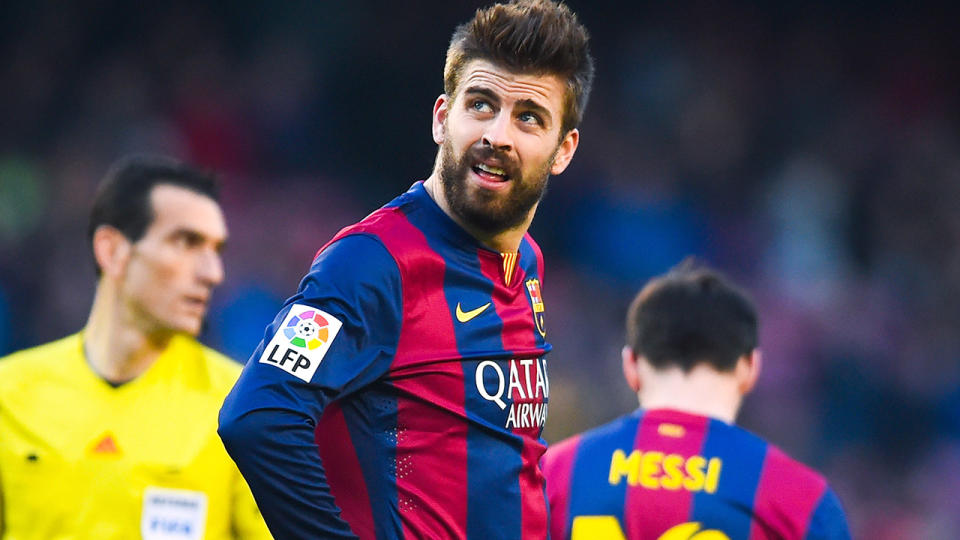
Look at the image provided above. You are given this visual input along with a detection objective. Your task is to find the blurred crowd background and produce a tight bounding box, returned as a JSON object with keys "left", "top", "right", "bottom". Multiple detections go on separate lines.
{"left": 2, "top": 1, "right": 958, "bottom": 538}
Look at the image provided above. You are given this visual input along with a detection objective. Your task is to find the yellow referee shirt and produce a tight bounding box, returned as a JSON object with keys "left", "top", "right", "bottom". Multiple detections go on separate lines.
{"left": 0, "top": 334, "right": 272, "bottom": 540}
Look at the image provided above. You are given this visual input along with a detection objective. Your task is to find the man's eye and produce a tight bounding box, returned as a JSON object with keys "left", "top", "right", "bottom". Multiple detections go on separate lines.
{"left": 472, "top": 100, "right": 492, "bottom": 113}
{"left": 519, "top": 112, "right": 541, "bottom": 125}
{"left": 174, "top": 232, "right": 203, "bottom": 248}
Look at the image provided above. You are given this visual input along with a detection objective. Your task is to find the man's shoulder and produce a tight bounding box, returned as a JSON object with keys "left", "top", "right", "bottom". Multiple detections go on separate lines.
{"left": 305, "top": 198, "right": 432, "bottom": 292}
{"left": 0, "top": 334, "right": 81, "bottom": 384}
{"left": 700, "top": 419, "right": 827, "bottom": 487}
{"left": 718, "top": 421, "right": 837, "bottom": 529}
{"left": 343, "top": 206, "right": 408, "bottom": 239}
{"left": 760, "top": 439, "right": 829, "bottom": 489}
{"left": 543, "top": 432, "right": 582, "bottom": 468}
{"left": 748, "top": 436, "right": 845, "bottom": 538}
{"left": 312, "top": 207, "right": 407, "bottom": 271}
{"left": 545, "top": 412, "right": 640, "bottom": 465}
{"left": 314, "top": 184, "right": 421, "bottom": 260}
{"left": 196, "top": 341, "right": 242, "bottom": 375}
{"left": 720, "top": 421, "right": 825, "bottom": 484}
{"left": 170, "top": 336, "right": 243, "bottom": 392}
{"left": 703, "top": 416, "right": 769, "bottom": 451}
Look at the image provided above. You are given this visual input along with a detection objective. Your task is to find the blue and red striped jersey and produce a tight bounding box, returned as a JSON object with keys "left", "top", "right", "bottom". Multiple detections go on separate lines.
{"left": 219, "top": 181, "right": 552, "bottom": 539}
{"left": 542, "top": 408, "right": 851, "bottom": 540}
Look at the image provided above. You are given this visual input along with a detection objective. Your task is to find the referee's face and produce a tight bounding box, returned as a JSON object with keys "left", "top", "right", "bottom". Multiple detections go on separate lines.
{"left": 433, "top": 59, "right": 579, "bottom": 234}
{"left": 121, "top": 184, "right": 227, "bottom": 337}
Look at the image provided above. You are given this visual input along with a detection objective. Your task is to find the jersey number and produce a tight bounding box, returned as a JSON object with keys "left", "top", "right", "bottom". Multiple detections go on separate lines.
{"left": 571, "top": 518, "right": 730, "bottom": 540}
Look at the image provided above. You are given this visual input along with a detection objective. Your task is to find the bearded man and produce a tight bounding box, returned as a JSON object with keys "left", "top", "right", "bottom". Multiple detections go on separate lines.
{"left": 218, "top": 1, "right": 594, "bottom": 538}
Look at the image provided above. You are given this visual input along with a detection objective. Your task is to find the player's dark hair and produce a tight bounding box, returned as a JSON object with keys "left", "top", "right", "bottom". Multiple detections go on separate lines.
{"left": 444, "top": 0, "right": 595, "bottom": 134}
{"left": 626, "top": 259, "right": 758, "bottom": 373}
{"left": 88, "top": 155, "right": 219, "bottom": 274}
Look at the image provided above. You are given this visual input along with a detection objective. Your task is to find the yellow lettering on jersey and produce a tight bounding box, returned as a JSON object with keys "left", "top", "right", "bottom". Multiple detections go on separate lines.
{"left": 570, "top": 518, "right": 731, "bottom": 540}
{"left": 609, "top": 449, "right": 640, "bottom": 486}
{"left": 639, "top": 451, "right": 663, "bottom": 489}
{"left": 705, "top": 457, "right": 722, "bottom": 494}
{"left": 661, "top": 453, "right": 685, "bottom": 490}
{"left": 571, "top": 516, "right": 627, "bottom": 540}
{"left": 658, "top": 522, "right": 731, "bottom": 540}
{"left": 608, "top": 450, "right": 723, "bottom": 493}
{"left": 684, "top": 455, "right": 706, "bottom": 491}
{"left": 690, "top": 531, "right": 730, "bottom": 540}
{"left": 658, "top": 423, "right": 686, "bottom": 438}
{"left": 658, "top": 522, "right": 702, "bottom": 540}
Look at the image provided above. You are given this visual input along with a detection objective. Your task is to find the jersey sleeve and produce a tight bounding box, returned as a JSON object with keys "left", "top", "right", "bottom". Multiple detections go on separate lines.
{"left": 219, "top": 234, "right": 402, "bottom": 539}
{"left": 804, "top": 487, "right": 852, "bottom": 540}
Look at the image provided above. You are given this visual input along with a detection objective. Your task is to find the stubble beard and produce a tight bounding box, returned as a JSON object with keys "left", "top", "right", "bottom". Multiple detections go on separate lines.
{"left": 438, "top": 138, "right": 555, "bottom": 235}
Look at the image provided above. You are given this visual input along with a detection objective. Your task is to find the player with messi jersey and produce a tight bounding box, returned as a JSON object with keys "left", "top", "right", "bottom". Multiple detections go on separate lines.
{"left": 217, "top": 1, "right": 594, "bottom": 538}
{"left": 542, "top": 262, "right": 851, "bottom": 540}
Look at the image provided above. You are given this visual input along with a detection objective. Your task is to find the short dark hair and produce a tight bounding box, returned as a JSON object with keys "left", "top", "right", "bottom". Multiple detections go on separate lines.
{"left": 626, "top": 259, "right": 759, "bottom": 373}
{"left": 444, "top": 0, "right": 595, "bottom": 134}
{"left": 88, "top": 155, "right": 219, "bottom": 271}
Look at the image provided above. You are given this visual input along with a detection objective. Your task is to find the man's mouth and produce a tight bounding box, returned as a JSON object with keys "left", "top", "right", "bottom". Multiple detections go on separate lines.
{"left": 472, "top": 162, "right": 510, "bottom": 183}
{"left": 184, "top": 295, "right": 208, "bottom": 311}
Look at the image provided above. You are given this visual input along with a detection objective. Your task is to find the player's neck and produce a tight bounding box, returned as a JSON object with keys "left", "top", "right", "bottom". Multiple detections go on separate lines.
{"left": 83, "top": 282, "right": 171, "bottom": 385}
{"left": 638, "top": 364, "right": 742, "bottom": 424}
{"left": 423, "top": 175, "right": 532, "bottom": 253}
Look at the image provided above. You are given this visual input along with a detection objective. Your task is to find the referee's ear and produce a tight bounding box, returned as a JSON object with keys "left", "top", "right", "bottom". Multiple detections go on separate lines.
{"left": 92, "top": 225, "right": 132, "bottom": 280}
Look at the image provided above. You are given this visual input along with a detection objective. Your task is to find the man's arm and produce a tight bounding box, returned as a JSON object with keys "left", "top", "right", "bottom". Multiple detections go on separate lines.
{"left": 219, "top": 234, "right": 402, "bottom": 539}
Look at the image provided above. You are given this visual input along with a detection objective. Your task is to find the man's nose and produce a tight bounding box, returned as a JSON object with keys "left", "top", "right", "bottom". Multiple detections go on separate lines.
{"left": 197, "top": 249, "right": 225, "bottom": 287}
{"left": 481, "top": 111, "right": 514, "bottom": 153}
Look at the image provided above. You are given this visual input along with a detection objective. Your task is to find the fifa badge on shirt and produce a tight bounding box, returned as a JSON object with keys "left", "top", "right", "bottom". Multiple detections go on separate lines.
{"left": 525, "top": 278, "right": 546, "bottom": 337}
{"left": 141, "top": 487, "right": 207, "bottom": 540}
{"left": 259, "top": 303, "right": 343, "bottom": 382}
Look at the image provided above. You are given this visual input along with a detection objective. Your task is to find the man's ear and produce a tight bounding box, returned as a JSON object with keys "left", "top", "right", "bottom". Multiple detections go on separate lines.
{"left": 736, "top": 349, "right": 762, "bottom": 396}
{"left": 622, "top": 345, "right": 641, "bottom": 393}
{"left": 550, "top": 128, "right": 580, "bottom": 175}
{"left": 432, "top": 94, "right": 450, "bottom": 145}
{"left": 92, "top": 225, "right": 132, "bottom": 280}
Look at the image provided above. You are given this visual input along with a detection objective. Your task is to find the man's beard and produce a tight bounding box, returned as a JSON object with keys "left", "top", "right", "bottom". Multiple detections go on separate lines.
{"left": 438, "top": 139, "right": 555, "bottom": 235}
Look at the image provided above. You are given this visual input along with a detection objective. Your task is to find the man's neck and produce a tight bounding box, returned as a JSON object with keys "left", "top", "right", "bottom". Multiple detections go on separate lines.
{"left": 637, "top": 364, "right": 742, "bottom": 424}
{"left": 423, "top": 174, "right": 533, "bottom": 253}
{"left": 83, "top": 284, "right": 171, "bottom": 385}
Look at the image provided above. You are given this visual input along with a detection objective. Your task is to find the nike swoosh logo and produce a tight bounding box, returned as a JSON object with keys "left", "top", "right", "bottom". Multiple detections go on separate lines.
{"left": 456, "top": 302, "right": 491, "bottom": 323}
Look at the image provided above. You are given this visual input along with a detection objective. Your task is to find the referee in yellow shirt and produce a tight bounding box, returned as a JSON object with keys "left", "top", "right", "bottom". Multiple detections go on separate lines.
{"left": 0, "top": 156, "right": 271, "bottom": 540}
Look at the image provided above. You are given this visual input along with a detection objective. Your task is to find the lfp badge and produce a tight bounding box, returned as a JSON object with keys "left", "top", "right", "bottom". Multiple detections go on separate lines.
{"left": 260, "top": 304, "right": 343, "bottom": 382}
{"left": 284, "top": 309, "right": 331, "bottom": 350}
{"left": 525, "top": 278, "right": 546, "bottom": 337}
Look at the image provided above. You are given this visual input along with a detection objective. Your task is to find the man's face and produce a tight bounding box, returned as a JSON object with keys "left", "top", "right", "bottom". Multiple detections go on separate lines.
{"left": 121, "top": 184, "right": 227, "bottom": 336}
{"left": 433, "top": 59, "right": 579, "bottom": 234}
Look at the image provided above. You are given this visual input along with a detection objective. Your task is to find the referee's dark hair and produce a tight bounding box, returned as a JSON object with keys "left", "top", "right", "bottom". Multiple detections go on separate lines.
{"left": 88, "top": 155, "right": 219, "bottom": 274}
{"left": 626, "top": 258, "right": 758, "bottom": 373}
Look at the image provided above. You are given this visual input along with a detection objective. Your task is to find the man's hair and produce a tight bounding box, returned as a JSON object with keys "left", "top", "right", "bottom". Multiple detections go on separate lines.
{"left": 626, "top": 259, "right": 759, "bottom": 373}
{"left": 444, "top": 0, "right": 594, "bottom": 134}
{"left": 88, "top": 155, "right": 219, "bottom": 270}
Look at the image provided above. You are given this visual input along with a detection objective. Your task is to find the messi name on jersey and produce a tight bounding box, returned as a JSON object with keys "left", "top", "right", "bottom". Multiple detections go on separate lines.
{"left": 608, "top": 449, "right": 722, "bottom": 494}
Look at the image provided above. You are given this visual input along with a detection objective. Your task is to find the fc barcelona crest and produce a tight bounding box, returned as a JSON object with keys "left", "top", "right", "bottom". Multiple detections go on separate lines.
{"left": 525, "top": 278, "right": 546, "bottom": 337}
